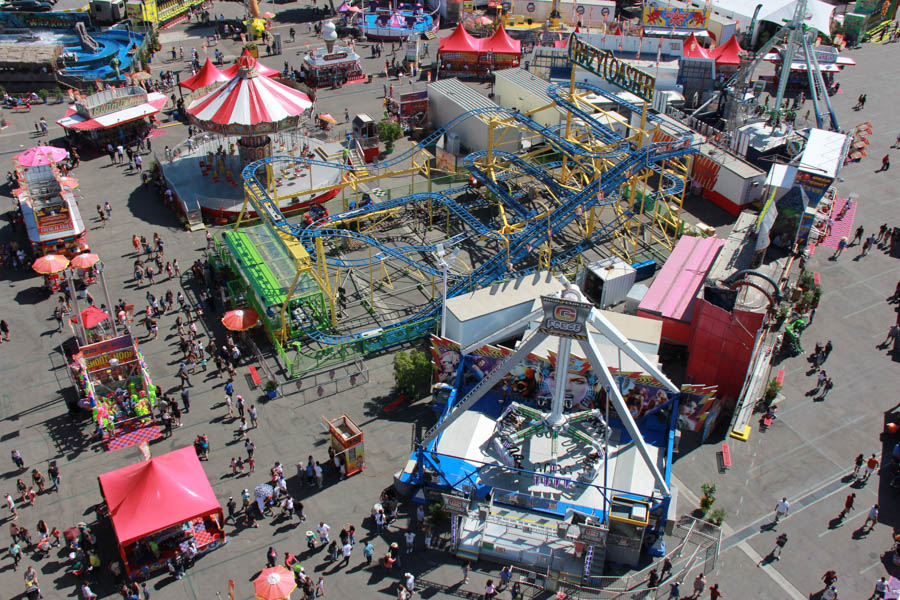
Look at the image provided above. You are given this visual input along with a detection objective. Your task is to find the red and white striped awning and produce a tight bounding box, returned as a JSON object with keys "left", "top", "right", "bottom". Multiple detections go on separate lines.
{"left": 57, "top": 93, "right": 167, "bottom": 131}
{"left": 187, "top": 55, "right": 311, "bottom": 134}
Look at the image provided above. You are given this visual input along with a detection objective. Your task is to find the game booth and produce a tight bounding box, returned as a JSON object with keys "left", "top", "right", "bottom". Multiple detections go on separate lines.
{"left": 57, "top": 86, "right": 167, "bottom": 152}
{"left": 69, "top": 333, "right": 162, "bottom": 451}
{"left": 327, "top": 414, "right": 365, "bottom": 477}
{"left": 437, "top": 24, "right": 522, "bottom": 81}
{"left": 97, "top": 446, "right": 227, "bottom": 579}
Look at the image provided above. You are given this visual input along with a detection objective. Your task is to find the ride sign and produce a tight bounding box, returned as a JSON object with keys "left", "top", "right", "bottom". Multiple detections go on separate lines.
{"left": 538, "top": 295, "right": 593, "bottom": 340}
{"left": 567, "top": 36, "right": 656, "bottom": 102}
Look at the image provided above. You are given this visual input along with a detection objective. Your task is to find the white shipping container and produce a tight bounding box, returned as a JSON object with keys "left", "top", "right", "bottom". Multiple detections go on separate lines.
{"left": 579, "top": 258, "right": 637, "bottom": 308}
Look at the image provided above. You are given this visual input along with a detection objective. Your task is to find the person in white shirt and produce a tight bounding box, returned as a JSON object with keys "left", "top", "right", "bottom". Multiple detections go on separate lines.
{"left": 404, "top": 530, "right": 415, "bottom": 554}
{"left": 317, "top": 522, "right": 331, "bottom": 544}
{"left": 774, "top": 497, "right": 789, "bottom": 522}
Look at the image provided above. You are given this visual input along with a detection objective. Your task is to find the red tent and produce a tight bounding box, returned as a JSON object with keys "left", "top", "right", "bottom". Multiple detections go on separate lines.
{"left": 221, "top": 49, "right": 281, "bottom": 79}
{"left": 483, "top": 24, "right": 521, "bottom": 54}
{"left": 179, "top": 58, "right": 229, "bottom": 91}
{"left": 439, "top": 23, "right": 479, "bottom": 53}
{"left": 710, "top": 35, "right": 743, "bottom": 66}
{"left": 98, "top": 446, "right": 223, "bottom": 546}
{"left": 682, "top": 33, "right": 712, "bottom": 59}
{"left": 70, "top": 306, "right": 109, "bottom": 329}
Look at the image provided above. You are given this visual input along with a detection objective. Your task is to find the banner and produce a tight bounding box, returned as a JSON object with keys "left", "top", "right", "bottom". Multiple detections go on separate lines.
{"left": 641, "top": 6, "right": 709, "bottom": 30}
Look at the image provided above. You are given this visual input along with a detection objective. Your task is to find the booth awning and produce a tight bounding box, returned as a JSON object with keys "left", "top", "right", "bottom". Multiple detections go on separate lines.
{"left": 682, "top": 33, "right": 712, "bottom": 59}
{"left": 179, "top": 58, "right": 229, "bottom": 91}
{"left": 56, "top": 93, "right": 167, "bottom": 131}
{"left": 98, "top": 446, "right": 222, "bottom": 545}
{"left": 710, "top": 35, "right": 743, "bottom": 65}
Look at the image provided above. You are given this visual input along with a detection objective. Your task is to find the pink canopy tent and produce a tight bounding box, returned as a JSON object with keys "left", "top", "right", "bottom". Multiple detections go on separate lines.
{"left": 188, "top": 54, "right": 312, "bottom": 131}
{"left": 683, "top": 33, "right": 712, "bottom": 59}
{"left": 710, "top": 35, "right": 743, "bottom": 65}
{"left": 179, "top": 58, "right": 229, "bottom": 91}
{"left": 221, "top": 48, "right": 281, "bottom": 79}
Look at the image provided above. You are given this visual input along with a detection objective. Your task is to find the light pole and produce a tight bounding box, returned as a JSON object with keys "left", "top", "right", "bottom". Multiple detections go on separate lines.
{"left": 64, "top": 268, "right": 87, "bottom": 345}
{"left": 95, "top": 260, "right": 117, "bottom": 337}
{"left": 434, "top": 243, "right": 459, "bottom": 339}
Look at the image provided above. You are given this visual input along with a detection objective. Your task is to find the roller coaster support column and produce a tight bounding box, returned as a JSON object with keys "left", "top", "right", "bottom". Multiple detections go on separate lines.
{"left": 235, "top": 186, "right": 251, "bottom": 229}
{"left": 315, "top": 237, "right": 339, "bottom": 328}
{"left": 279, "top": 267, "right": 303, "bottom": 343}
{"left": 560, "top": 67, "right": 577, "bottom": 184}
{"left": 486, "top": 117, "right": 496, "bottom": 182}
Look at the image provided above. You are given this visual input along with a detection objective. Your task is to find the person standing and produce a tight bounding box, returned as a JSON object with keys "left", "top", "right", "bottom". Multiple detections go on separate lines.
{"left": 873, "top": 576, "right": 888, "bottom": 599}
{"left": 338, "top": 541, "right": 352, "bottom": 567}
{"left": 249, "top": 405, "right": 258, "bottom": 428}
{"left": 11, "top": 449, "right": 24, "bottom": 470}
{"left": 461, "top": 561, "right": 470, "bottom": 584}
{"left": 317, "top": 521, "right": 331, "bottom": 545}
{"left": 852, "top": 225, "right": 865, "bottom": 245}
{"left": 363, "top": 541, "right": 374, "bottom": 565}
{"left": 266, "top": 546, "right": 277, "bottom": 568}
{"left": 668, "top": 580, "right": 681, "bottom": 599}
{"left": 404, "top": 530, "right": 415, "bottom": 554}
{"left": 47, "top": 461, "right": 59, "bottom": 492}
{"left": 774, "top": 497, "right": 789, "bottom": 523}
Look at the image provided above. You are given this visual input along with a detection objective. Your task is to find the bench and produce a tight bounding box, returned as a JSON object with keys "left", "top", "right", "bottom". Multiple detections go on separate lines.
{"left": 813, "top": 272, "right": 821, "bottom": 286}
{"left": 10, "top": 105, "right": 30, "bottom": 113}
{"left": 248, "top": 366, "right": 262, "bottom": 388}
{"left": 717, "top": 443, "right": 732, "bottom": 472}
{"left": 775, "top": 369, "right": 785, "bottom": 387}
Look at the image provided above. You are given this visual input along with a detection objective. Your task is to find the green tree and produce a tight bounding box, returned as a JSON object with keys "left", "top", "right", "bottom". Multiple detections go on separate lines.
{"left": 377, "top": 120, "right": 403, "bottom": 150}
{"left": 393, "top": 349, "right": 433, "bottom": 398}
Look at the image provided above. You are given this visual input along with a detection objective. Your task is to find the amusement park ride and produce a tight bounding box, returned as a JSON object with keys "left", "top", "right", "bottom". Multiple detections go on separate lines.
{"left": 695, "top": 0, "right": 839, "bottom": 133}
{"left": 222, "top": 35, "right": 699, "bottom": 376}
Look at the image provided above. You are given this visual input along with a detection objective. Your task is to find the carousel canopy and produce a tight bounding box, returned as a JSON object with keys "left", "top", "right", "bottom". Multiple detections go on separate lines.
{"left": 439, "top": 23, "right": 521, "bottom": 54}
{"left": 221, "top": 48, "right": 281, "bottom": 79}
{"left": 682, "top": 33, "right": 712, "bottom": 59}
{"left": 179, "top": 58, "right": 229, "bottom": 91}
{"left": 187, "top": 55, "right": 312, "bottom": 130}
{"left": 710, "top": 35, "right": 743, "bottom": 65}
{"left": 98, "top": 446, "right": 222, "bottom": 546}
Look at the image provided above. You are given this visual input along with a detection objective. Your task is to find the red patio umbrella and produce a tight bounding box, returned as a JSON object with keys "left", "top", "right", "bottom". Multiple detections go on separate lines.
{"left": 254, "top": 566, "right": 296, "bottom": 600}
{"left": 70, "top": 253, "right": 100, "bottom": 269}
{"left": 222, "top": 308, "right": 261, "bottom": 331}
{"left": 70, "top": 306, "right": 110, "bottom": 329}
{"left": 32, "top": 254, "right": 69, "bottom": 274}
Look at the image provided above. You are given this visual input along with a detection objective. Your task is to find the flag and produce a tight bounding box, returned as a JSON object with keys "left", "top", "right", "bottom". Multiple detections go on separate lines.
{"left": 637, "top": 37, "right": 642, "bottom": 60}
{"left": 656, "top": 37, "right": 663, "bottom": 65}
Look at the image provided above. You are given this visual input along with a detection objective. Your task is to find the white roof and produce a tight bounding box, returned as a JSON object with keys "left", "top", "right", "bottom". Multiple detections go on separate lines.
{"left": 707, "top": 0, "right": 834, "bottom": 36}
{"left": 445, "top": 271, "right": 565, "bottom": 322}
{"left": 765, "top": 163, "right": 797, "bottom": 188}
{"left": 799, "top": 128, "right": 849, "bottom": 178}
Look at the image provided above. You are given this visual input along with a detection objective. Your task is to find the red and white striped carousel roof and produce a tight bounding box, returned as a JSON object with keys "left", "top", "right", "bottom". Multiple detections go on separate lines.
{"left": 187, "top": 55, "right": 311, "bottom": 128}
{"left": 221, "top": 49, "right": 281, "bottom": 79}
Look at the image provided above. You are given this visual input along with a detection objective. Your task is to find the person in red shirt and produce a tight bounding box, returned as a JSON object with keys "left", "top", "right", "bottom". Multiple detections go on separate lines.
{"left": 709, "top": 583, "right": 723, "bottom": 600}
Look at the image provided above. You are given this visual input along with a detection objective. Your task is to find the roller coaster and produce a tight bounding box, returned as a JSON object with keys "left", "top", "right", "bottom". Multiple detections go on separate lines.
{"left": 224, "top": 71, "right": 699, "bottom": 375}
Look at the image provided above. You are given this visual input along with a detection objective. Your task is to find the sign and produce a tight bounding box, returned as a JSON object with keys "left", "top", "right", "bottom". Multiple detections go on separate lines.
{"left": 538, "top": 295, "right": 593, "bottom": 340}
{"left": 399, "top": 90, "right": 428, "bottom": 117}
{"left": 568, "top": 37, "right": 656, "bottom": 102}
{"left": 579, "top": 524, "right": 608, "bottom": 545}
{"left": 526, "top": 2, "right": 535, "bottom": 11}
{"left": 322, "top": 52, "right": 349, "bottom": 61}
{"left": 76, "top": 89, "right": 147, "bottom": 119}
{"left": 641, "top": 6, "right": 709, "bottom": 30}
{"left": 441, "top": 493, "right": 470, "bottom": 514}
{"left": 38, "top": 219, "right": 72, "bottom": 235}
{"left": 794, "top": 169, "right": 833, "bottom": 204}
{"left": 81, "top": 335, "right": 137, "bottom": 371}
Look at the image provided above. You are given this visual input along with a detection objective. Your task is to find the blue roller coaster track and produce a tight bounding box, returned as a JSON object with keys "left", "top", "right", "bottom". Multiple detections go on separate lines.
{"left": 239, "top": 81, "right": 697, "bottom": 345}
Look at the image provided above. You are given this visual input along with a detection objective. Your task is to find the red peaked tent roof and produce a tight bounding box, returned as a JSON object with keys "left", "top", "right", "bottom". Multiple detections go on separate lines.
{"left": 439, "top": 23, "right": 478, "bottom": 53}
{"left": 221, "top": 49, "right": 280, "bottom": 78}
{"left": 179, "top": 58, "right": 229, "bottom": 91}
{"left": 484, "top": 24, "right": 521, "bottom": 54}
{"left": 710, "top": 35, "right": 743, "bottom": 65}
{"left": 98, "top": 446, "right": 222, "bottom": 546}
{"left": 683, "top": 33, "right": 712, "bottom": 59}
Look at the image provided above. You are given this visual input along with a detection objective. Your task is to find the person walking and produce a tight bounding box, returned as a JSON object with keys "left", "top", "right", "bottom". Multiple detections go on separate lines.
{"left": 864, "top": 233, "right": 876, "bottom": 256}
{"left": 338, "top": 541, "right": 352, "bottom": 567}
{"left": 668, "top": 580, "right": 681, "bottom": 599}
{"left": 363, "top": 541, "right": 374, "bottom": 565}
{"left": 833, "top": 237, "right": 848, "bottom": 259}
{"left": 709, "top": 583, "right": 723, "bottom": 600}
{"left": 863, "top": 454, "right": 879, "bottom": 482}
{"left": 404, "top": 530, "right": 415, "bottom": 554}
{"left": 266, "top": 546, "right": 277, "bottom": 568}
{"left": 838, "top": 493, "right": 855, "bottom": 519}
{"left": 880, "top": 154, "right": 891, "bottom": 172}
{"left": 864, "top": 504, "right": 879, "bottom": 530}
{"left": 816, "top": 370, "right": 827, "bottom": 392}
{"left": 852, "top": 225, "right": 865, "bottom": 245}
{"left": 774, "top": 497, "right": 789, "bottom": 523}
{"left": 853, "top": 453, "right": 865, "bottom": 477}
{"left": 772, "top": 532, "right": 787, "bottom": 560}
{"left": 461, "top": 561, "right": 470, "bottom": 584}
{"left": 873, "top": 576, "right": 888, "bottom": 599}
{"left": 659, "top": 558, "right": 673, "bottom": 581}
{"left": 249, "top": 405, "right": 258, "bottom": 428}
{"left": 11, "top": 449, "right": 24, "bottom": 470}
{"left": 691, "top": 573, "right": 707, "bottom": 598}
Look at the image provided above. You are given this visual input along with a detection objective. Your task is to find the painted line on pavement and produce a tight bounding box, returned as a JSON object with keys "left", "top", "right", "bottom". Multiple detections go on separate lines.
{"left": 816, "top": 508, "right": 867, "bottom": 537}
{"left": 843, "top": 300, "right": 890, "bottom": 319}
{"left": 747, "top": 415, "right": 865, "bottom": 474}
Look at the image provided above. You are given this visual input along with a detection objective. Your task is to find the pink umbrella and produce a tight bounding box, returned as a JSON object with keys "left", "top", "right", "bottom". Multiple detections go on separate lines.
{"left": 16, "top": 146, "right": 68, "bottom": 167}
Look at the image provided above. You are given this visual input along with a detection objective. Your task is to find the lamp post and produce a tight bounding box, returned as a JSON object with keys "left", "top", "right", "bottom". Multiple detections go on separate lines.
{"left": 64, "top": 268, "right": 88, "bottom": 345}
{"left": 433, "top": 243, "right": 459, "bottom": 339}
{"left": 95, "top": 260, "right": 117, "bottom": 337}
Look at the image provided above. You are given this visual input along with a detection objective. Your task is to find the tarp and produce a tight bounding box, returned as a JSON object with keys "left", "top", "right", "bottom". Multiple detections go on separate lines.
{"left": 484, "top": 24, "right": 521, "bottom": 54}
{"left": 221, "top": 48, "right": 281, "bottom": 79}
{"left": 682, "top": 33, "right": 712, "bottom": 59}
{"left": 98, "top": 446, "right": 222, "bottom": 546}
{"left": 438, "top": 23, "right": 479, "bottom": 53}
{"left": 710, "top": 34, "right": 742, "bottom": 65}
{"left": 179, "top": 58, "right": 229, "bottom": 91}
{"left": 56, "top": 93, "right": 167, "bottom": 131}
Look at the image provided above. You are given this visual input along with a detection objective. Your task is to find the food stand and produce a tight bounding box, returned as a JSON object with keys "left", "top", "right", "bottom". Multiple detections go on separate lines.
{"left": 97, "top": 446, "right": 227, "bottom": 579}
{"left": 14, "top": 165, "right": 87, "bottom": 259}
{"left": 57, "top": 86, "right": 167, "bottom": 152}
{"left": 300, "top": 46, "right": 366, "bottom": 89}
{"left": 69, "top": 333, "right": 160, "bottom": 451}
{"left": 326, "top": 414, "right": 364, "bottom": 477}
{"left": 437, "top": 23, "right": 521, "bottom": 81}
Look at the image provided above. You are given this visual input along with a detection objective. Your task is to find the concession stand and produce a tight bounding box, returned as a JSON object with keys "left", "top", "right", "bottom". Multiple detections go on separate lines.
{"left": 300, "top": 45, "right": 366, "bottom": 89}
{"left": 326, "top": 414, "right": 365, "bottom": 477}
{"left": 437, "top": 23, "right": 522, "bottom": 81}
{"left": 97, "top": 447, "right": 227, "bottom": 579}
{"left": 57, "top": 86, "right": 167, "bottom": 151}
{"left": 14, "top": 165, "right": 86, "bottom": 258}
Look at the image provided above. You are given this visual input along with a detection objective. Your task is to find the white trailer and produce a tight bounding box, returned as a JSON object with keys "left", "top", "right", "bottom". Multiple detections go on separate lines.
{"left": 427, "top": 78, "right": 521, "bottom": 153}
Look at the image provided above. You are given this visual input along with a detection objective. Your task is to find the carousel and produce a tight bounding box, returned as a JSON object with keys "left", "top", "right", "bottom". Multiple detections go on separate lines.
{"left": 159, "top": 52, "right": 344, "bottom": 221}
{"left": 178, "top": 57, "right": 230, "bottom": 100}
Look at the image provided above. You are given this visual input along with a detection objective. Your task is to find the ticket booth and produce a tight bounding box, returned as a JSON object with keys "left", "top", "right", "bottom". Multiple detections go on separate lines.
{"left": 327, "top": 414, "right": 365, "bottom": 477}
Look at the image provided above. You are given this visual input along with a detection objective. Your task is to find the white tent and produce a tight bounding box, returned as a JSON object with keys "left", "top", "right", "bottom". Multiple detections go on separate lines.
{"left": 706, "top": 0, "right": 834, "bottom": 39}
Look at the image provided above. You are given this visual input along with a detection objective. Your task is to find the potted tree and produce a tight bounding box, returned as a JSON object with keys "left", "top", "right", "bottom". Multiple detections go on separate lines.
{"left": 376, "top": 119, "right": 403, "bottom": 154}
{"left": 264, "top": 379, "right": 279, "bottom": 399}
